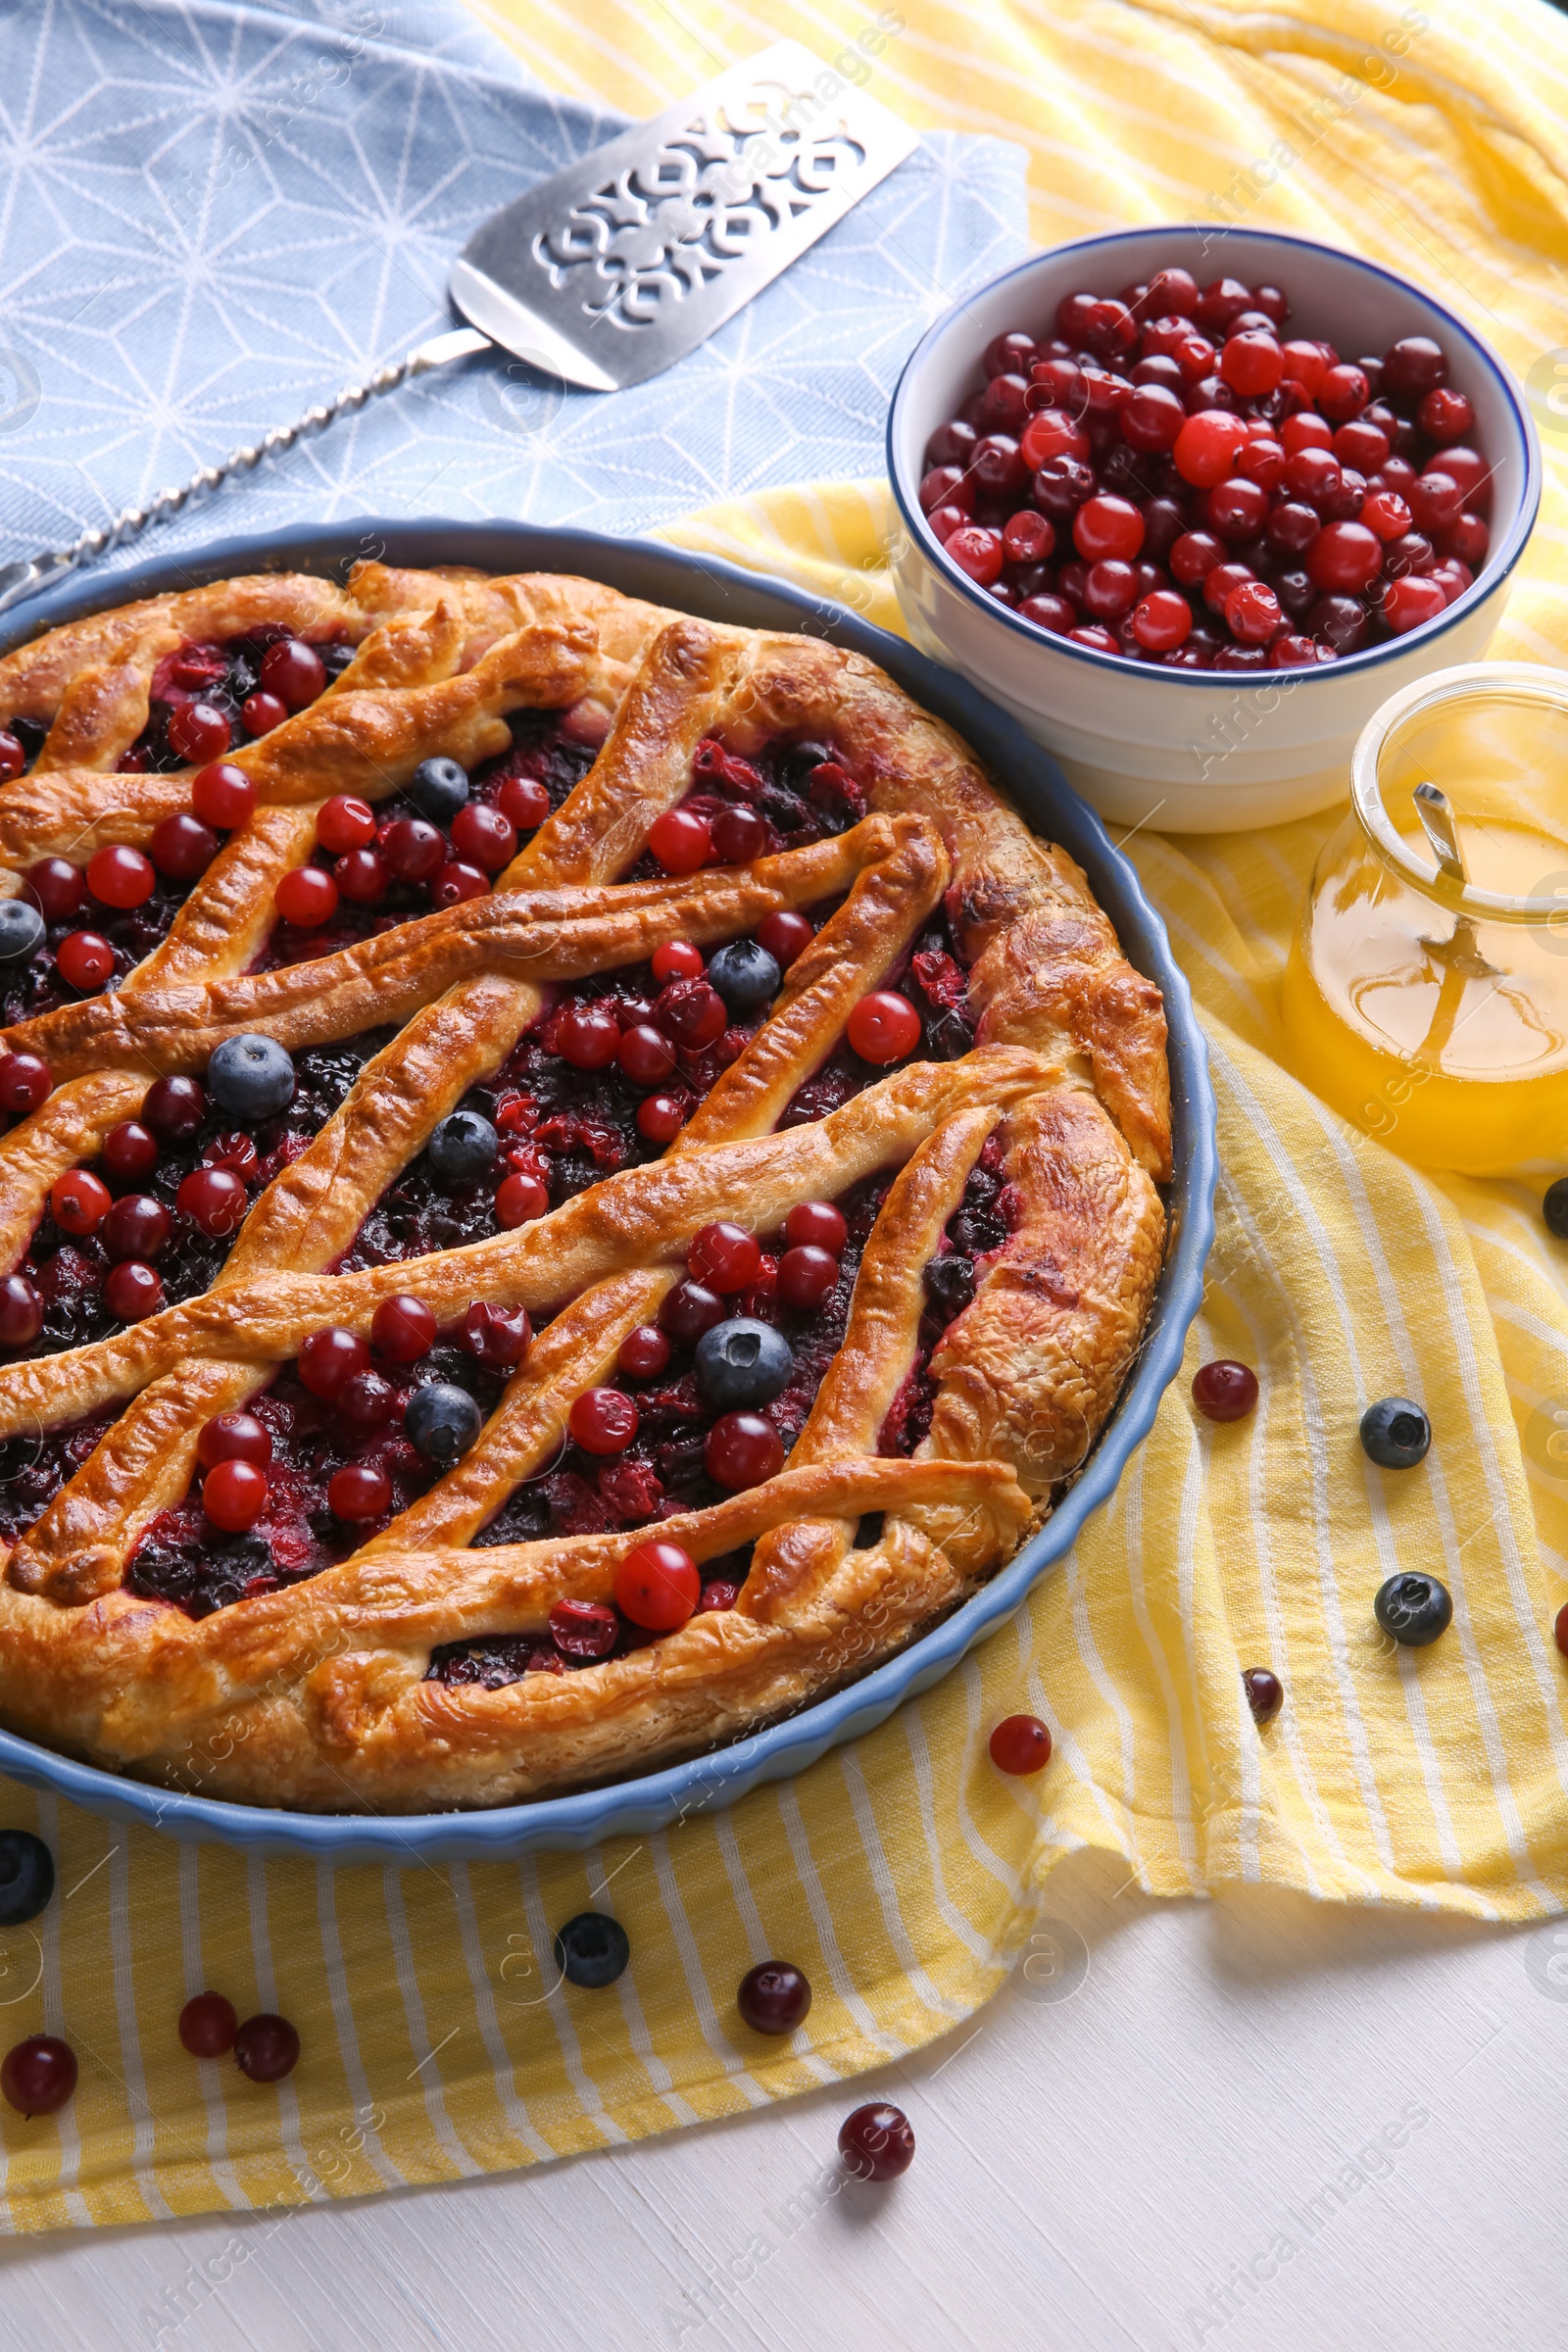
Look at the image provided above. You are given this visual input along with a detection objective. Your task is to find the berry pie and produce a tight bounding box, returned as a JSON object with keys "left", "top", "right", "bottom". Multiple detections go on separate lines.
{"left": 0, "top": 562, "right": 1170, "bottom": 1811}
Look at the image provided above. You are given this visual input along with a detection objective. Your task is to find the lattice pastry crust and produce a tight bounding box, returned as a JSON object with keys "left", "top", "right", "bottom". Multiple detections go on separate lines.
{"left": 0, "top": 563, "right": 1169, "bottom": 1812}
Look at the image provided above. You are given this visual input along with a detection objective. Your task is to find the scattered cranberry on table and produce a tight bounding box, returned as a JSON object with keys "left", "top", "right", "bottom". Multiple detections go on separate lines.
{"left": 988, "top": 1713, "right": 1053, "bottom": 1775}
{"left": 233, "top": 2013, "right": 300, "bottom": 2083}
{"left": 1243, "top": 1667, "right": 1284, "bottom": 1723}
{"left": 1192, "top": 1359, "right": 1259, "bottom": 1422}
{"left": 737, "top": 1960, "right": 812, "bottom": 2035}
{"left": 178, "top": 1991, "right": 238, "bottom": 2058}
{"left": 1555, "top": 1602, "right": 1568, "bottom": 1661}
{"left": 839, "top": 2100, "right": 915, "bottom": 2181}
{"left": 922, "top": 272, "right": 1488, "bottom": 664}
{"left": 1, "top": 2034, "right": 76, "bottom": 2117}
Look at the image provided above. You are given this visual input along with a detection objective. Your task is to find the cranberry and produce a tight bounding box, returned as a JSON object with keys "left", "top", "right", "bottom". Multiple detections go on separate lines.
{"left": 1169, "top": 530, "right": 1222, "bottom": 587}
{"left": 1433, "top": 445, "right": 1488, "bottom": 507}
{"left": 1019, "top": 409, "right": 1090, "bottom": 471}
{"left": 196, "top": 1412, "right": 271, "bottom": 1470}
{"left": 0, "top": 729, "right": 24, "bottom": 782}
{"left": 1174, "top": 410, "right": 1247, "bottom": 487}
{"left": 919, "top": 464, "right": 968, "bottom": 515}
{"left": 652, "top": 939, "right": 704, "bottom": 983}
{"left": 1072, "top": 494, "right": 1143, "bottom": 563}
{"left": 49, "top": 1168, "right": 111, "bottom": 1234}
{"left": 459, "top": 1300, "right": 531, "bottom": 1366}
{"left": 167, "top": 701, "right": 230, "bottom": 763}
{"left": 1192, "top": 1359, "right": 1258, "bottom": 1421}
{"left": 233, "top": 2013, "right": 300, "bottom": 2083}
{"left": 1408, "top": 470, "right": 1464, "bottom": 534}
{"left": 1203, "top": 561, "right": 1254, "bottom": 613}
{"left": 839, "top": 2101, "right": 914, "bottom": 2181}
{"left": 176, "top": 1165, "right": 248, "bottom": 1238}
{"left": 1146, "top": 266, "right": 1200, "bottom": 316}
{"left": 567, "top": 1386, "right": 639, "bottom": 1456}
{"left": 1309, "top": 595, "right": 1369, "bottom": 655}
{"left": 926, "top": 417, "right": 978, "bottom": 469}
{"left": 699, "top": 1579, "right": 740, "bottom": 1612}
{"left": 24, "top": 857, "right": 83, "bottom": 922}
{"left": 430, "top": 860, "right": 488, "bottom": 908}
{"left": 1383, "top": 335, "right": 1446, "bottom": 403}
{"left": 943, "top": 524, "right": 1005, "bottom": 588}
{"left": 142, "top": 1075, "right": 204, "bottom": 1140}
{"left": 496, "top": 1171, "right": 549, "bottom": 1227}
{"left": 660, "top": 1279, "right": 726, "bottom": 1344}
{"left": 190, "top": 762, "right": 255, "bottom": 829}
{"left": 984, "top": 328, "right": 1038, "bottom": 378}
{"left": 451, "top": 803, "right": 517, "bottom": 874}
{"left": 1443, "top": 513, "right": 1488, "bottom": 567}
{"left": 275, "top": 864, "right": 338, "bottom": 927}
{"left": 0, "top": 1051, "right": 50, "bottom": 1115}
{"left": 847, "top": 991, "right": 921, "bottom": 1064}
{"left": 178, "top": 1992, "right": 238, "bottom": 2058}
{"left": 654, "top": 978, "right": 726, "bottom": 1050}
{"left": 1315, "top": 364, "right": 1369, "bottom": 421}
{"left": 925, "top": 504, "right": 969, "bottom": 544}
{"left": 1002, "top": 509, "right": 1054, "bottom": 564}
{"left": 1119, "top": 382, "right": 1186, "bottom": 453}
{"left": 1281, "top": 410, "right": 1334, "bottom": 456}
{"left": 637, "top": 1093, "right": 689, "bottom": 1144}
{"left": 497, "top": 774, "right": 550, "bottom": 831}
{"left": 56, "top": 930, "right": 115, "bottom": 991}
{"left": 613, "top": 1538, "right": 700, "bottom": 1631}
{"left": 240, "top": 691, "right": 288, "bottom": 736}
{"left": 618, "top": 1023, "right": 677, "bottom": 1086}
{"left": 149, "top": 812, "right": 219, "bottom": 882}
{"left": 784, "top": 1200, "right": 847, "bottom": 1252}
{"left": 1270, "top": 634, "right": 1321, "bottom": 668}
{"left": 711, "top": 804, "right": 768, "bottom": 863}
{"left": 203, "top": 1457, "right": 269, "bottom": 1533}
{"left": 104, "top": 1192, "right": 170, "bottom": 1261}
{"left": 1384, "top": 574, "right": 1447, "bottom": 634}
{"left": 690, "top": 1220, "right": 762, "bottom": 1293}
{"left": 1, "top": 2035, "right": 76, "bottom": 2116}
{"left": 0, "top": 1273, "right": 40, "bottom": 1347}
{"left": 988, "top": 1713, "right": 1053, "bottom": 1774}
{"left": 737, "top": 1961, "right": 812, "bottom": 2034}
{"left": 970, "top": 432, "right": 1025, "bottom": 493}
{"left": 371, "top": 1294, "right": 436, "bottom": 1363}
{"left": 550, "top": 1597, "right": 618, "bottom": 1659}
{"left": 1219, "top": 330, "right": 1282, "bottom": 397}
{"left": 86, "top": 843, "right": 155, "bottom": 909}
{"left": 556, "top": 1001, "right": 622, "bottom": 1071}
{"left": 1383, "top": 530, "right": 1437, "bottom": 579}
{"left": 259, "top": 639, "right": 325, "bottom": 711}
{"left": 328, "top": 1462, "right": 392, "bottom": 1521}
{"left": 1305, "top": 520, "right": 1381, "bottom": 594}
{"left": 331, "top": 848, "right": 388, "bottom": 906}
{"left": 776, "top": 1245, "right": 840, "bottom": 1310}
{"left": 104, "top": 1259, "right": 163, "bottom": 1320}
{"left": 648, "top": 808, "right": 712, "bottom": 874}
{"left": 619, "top": 1324, "right": 671, "bottom": 1379}
{"left": 1243, "top": 1667, "right": 1284, "bottom": 1722}
{"left": 299, "top": 1326, "right": 370, "bottom": 1402}
{"left": 1205, "top": 476, "right": 1267, "bottom": 541}
{"left": 706, "top": 1411, "right": 784, "bottom": 1490}
{"left": 1019, "top": 593, "right": 1074, "bottom": 634}
{"left": 380, "top": 817, "right": 445, "bottom": 884}
{"left": 1362, "top": 490, "right": 1413, "bottom": 543}
{"left": 1238, "top": 436, "right": 1286, "bottom": 491}
{"left": 316, "top": 795, "right": 375, "bottom": 855}
{"left": 1556, "top": 1601, "right": 1568, "bottom": 1661}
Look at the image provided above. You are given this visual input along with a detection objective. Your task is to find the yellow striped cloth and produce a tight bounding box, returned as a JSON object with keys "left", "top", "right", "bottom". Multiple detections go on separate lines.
{"left": 6, "top": 0, "right": 1568, "bottom": 2239}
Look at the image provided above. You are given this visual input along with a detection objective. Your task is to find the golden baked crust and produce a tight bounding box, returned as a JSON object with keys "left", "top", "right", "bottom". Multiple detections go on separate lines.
{"left": 0, "top": 564, "right": 1169, "bottom": 1811}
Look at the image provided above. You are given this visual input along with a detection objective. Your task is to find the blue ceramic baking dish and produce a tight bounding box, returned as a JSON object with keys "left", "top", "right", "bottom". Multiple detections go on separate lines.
{"left": 0, "top": 517, "right": 1215, "bottom": 1859}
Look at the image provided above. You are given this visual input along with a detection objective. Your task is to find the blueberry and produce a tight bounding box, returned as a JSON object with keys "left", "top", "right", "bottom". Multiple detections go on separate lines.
{"left": 1359, "top": 1396, "right": 1431, "bottom": 1469}
{"left": 404, "top": 1381, "right": 483, "bottom": 1466}
{"left": 1544, "top": 1178, "right": 1568, "bottom": 1240}
{"left": 1374, "top": 1572, "right": 1452, "bottom": 1646}
{"left": 207, "top": 1033, "right": 296, "bottom": 1120}
{"left": 0, "top": 1830, "right": 54, "bottom": 1926}
{"left": 555, "top": 1910, "right": 629, "bottom": 1988}
{"left": 695, "top": 1317, "right": 794, "bottom": 1409}
{"left": 408, "top": 757, "right": 468, "bottom": 825}
{"left": 707, "top": 939, "right": 781, "bottom": 1014}
{"left": 320, "top": 645, "right": 357, "bottom": 678}
{"left": 923, "top": 1254, "right": 975, "bottom": 1318}
{"left": 0, "top": 901, "right": 44, "bottom": 963}
{"left": 426, "top": 1109, "right": 499, "bottom": 1185}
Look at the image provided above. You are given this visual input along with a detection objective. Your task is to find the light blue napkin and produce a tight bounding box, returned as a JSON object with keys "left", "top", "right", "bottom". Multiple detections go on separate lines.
{"left": 0, "top": 0, "right": 1028, "bottom": 578}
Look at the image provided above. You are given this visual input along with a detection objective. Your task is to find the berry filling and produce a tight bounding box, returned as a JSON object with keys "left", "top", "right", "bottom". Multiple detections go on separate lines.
{"left": 1, "top": 863, "right": 206, "bottom": 1023}
{"left": 117, "top": 632, "right": 352, "bottom": 773}
{"left": 630, "top": 734, "right": 865, "bottom": 886}
{"left": 0, "top": 1407, "right": 118, "bottom": 1548}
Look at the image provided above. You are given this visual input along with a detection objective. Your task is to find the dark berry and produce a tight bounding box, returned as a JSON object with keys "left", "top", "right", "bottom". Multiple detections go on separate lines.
{"left": 233, "top": 2013, "right": 300, "bottom": 2082}
{"left": 1544, "top": 1177, "right": 1568, "bottom": 1240}
{"left": 1359, "top": 1396, "right": 1431, "bottom": 1469}
{"left": 555, "top": 1911, "right": 630, "bottom": 1988}
{"left": 0, "top": 901, "right": 44, "bottom": 961}
{"left": 1, "top": 2035, "right": 76, "bottom": 2116}
{"left": 707, "top": 939, "right": 781, "bottom": 1013}
{"left": 407, "top": 757, "right": 469, "bottom": 824}
{"left": 1243, "top": 1667, "right": 1283, "bottom": 1721}
{"left": 1192, "top": 1360, "right": 1258, "bottom": 1421}
{"left": 1374, "top": 1573, "right": 1452, "bottom": 1646}
{"left": 405, "top": 1381, "right": 483, "bottom": 1465}
{"left": 696, "top": 1318, "right": 795, "bottom": 1410}
{"left": 737, "top": 1961, "right": 812, "bottom": 2034}
{"left": 207, "top": 1034, "right": 295, "bottom": 1120}
{"left": 923, "top": 1255, "right": 975, "bottom": 1317}
{"left": 142, "top": 1075, "right": 204, "bottom": 1141}
{"left": 839, "top": 2101, "right": 914, "bottom": 2180}
{"left": 0, "top": 1830, "right": 54, "bottom": 1925}
{"left": 426, "top": 1109, "right": 499, "bottom": 1184}
{"left": 178, "top": 1991, "right": 237, "bottom": 2057}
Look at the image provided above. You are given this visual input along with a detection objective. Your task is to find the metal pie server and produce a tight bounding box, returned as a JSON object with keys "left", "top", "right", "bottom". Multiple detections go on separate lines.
{"left": 0, "top": 43, "right": 917, "bottom": 617}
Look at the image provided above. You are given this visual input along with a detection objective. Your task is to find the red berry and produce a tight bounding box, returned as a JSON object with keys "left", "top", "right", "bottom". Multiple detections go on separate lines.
{"left": 149, "top": 812, "right": 219, "bottom": 882}
{"left": 988, "top": 1713, "right": 1053, "bottom": 1774}
{"left": 178, "top": 1992, "right": 238, "bottom": 2058}
{"left": 0, "top": 1272, "right": 40, "bottom": 1346}
{"left": 649, "top": 808, "right": 712, "bottom": 874}
{"left": 568, "top": 1386, "right": 639, "bottom": 1455}
{"left": 654, "top": 978, "right": 726, "bottom": 1050}
{"left": 24, "top": 857, "right": 82, "bottom": 922}
{"left": 1316, "top": 364, "right": 1369, "bottom": 421}
{"left": 275, "top": 865, "right": 338, "bottom": 927}
{"left": 778, "top": 1245, "right": 839, "bottom": 1309}
{"left": 176, "top": 1165, "right": 248, "bottom": 1238}
{"left": 233, "top": 2013, "right": 300, "bottom": 2083}
{"left": 1173, "top": 410, "right": 1247, "bottom": 488}
{"left": 452, "top": 803, "right": 517, "bottom": 874}
{"left": 56, "top": 930, "right": 115, "bottom": 991}
{"left": 1383, "top": 574, "right": 1446, "bottom": 634}
{"left": 847, "top": 991, "right": 921, "bottom": 1064}
{"left": 756, "top": 911, "right": 812, "bottom": 968}
{"left": 652, "top": 940, "right": 704, "bottom": 983}
{"left": 1220, "top": 581, "right": 1280, "bottom": 646}
{"left": 737, "top": 1961, "right": 811, "bottom": 2034}
{"left": 556, "top": 1000, "right": 622, "bottom": 1071}
{"left": 1, "top": 2035, "right": 76, "bottom": 2117}
{"left": 1169, "top": 530, "right": 1223, "bottom": 587}
{"left": 549, "top": 1598, "right": 618, "bottom": 1659}
{"left": 659, "top": 1279, "right": 726, "bottom": 1343}
{"left": 316, "top": 795, "right": 376, "bottom": 855}
{"left": 1408, "top": 470, "right": 1464, "bottom": 534}
{"left": 429, "top": 861, "right": 489, "bottom": 909}
{"left": 328, "top": 1462, "right": 392, "bottom": 1522}
{"left": 784, "top": 1200, "right": 847, "bottom": 1253}
{"left": 1204, "top": 476, "right": 1267, "bottom": 542}
{"left": 259, "top": 639, "right": 326, "bottom": 712}
{"left": 706, "top": 1411, "right": 784, "bottom": 1490}
{"left": 0, "top": 730, "right": 23, "bottom": 782}
{"left": 1281, "top": 410, "right": 1334, "bottom": 456}
{"left": 103, "top": 1192, "right": 170, "bottom": 1261}
{"left": 371, "top": 1294, "right": 436, "bottom": 1363}
{"left": 613, "top": 1538, "right": 700, "bottom": 1631}
{"left": 203, "top": 1457, "right": 269, "bottom": 1533}
{"left": 1244, "top": 1668, "right": 1284, "bottom": 1722}
{"left": 334, "top": 848, "right": 390, "bottom": 906}
{"left": 1305, "top": 521, "right": 1382, "bottom": 595}
{"left": 87, "top": 843, "right": 154, "bottom": 909}
{"left": 99, "top": 1120, "right": 156, "bottom": 1185}
{"left": 1383, "top": 336, "right": 1446, "bottom": 402}
{"left": 299, "top": 1327, "right": 370, "bottom": 1402}
{"left": 190, "top": 762, "right": 255, "bottom": 829}
{"left": 0, "top": 1051, "right": 50, "bottom": 1114}
{"left": 1019, "top": 409, "right": 1090, "bottom": 471}
{"left": 496, "top": 1171, "right": 550, "bottom": 1227}
{"left": 458, "top": 1301, "right": 531, "bottom": 1367}
{"left": 49, "top": 1168, "right": 111, "bottom": 1234}
{"left": 1362, "top": 490, "right": 1413, "bottom": 543}
{"left": 700, "top": 1579, "right": 740, "bottom": 1612}
{"left": 1418, "top": 386, "right": 1473, "bottom": 444}
{"left": 104, "top": 1259, "right": 163, "bottom": 1321}
{"left": 381, "top": 817, "right": 446, "bottom": 883}
{"left": 1192, "top": 1359, "right": 1258, "bottom": 1421}
{"left": 1335, "top": 417, "right": 1390, "bottom": 473}
{"left": 1130, "top": 591, "right": 1191, "bottom": 653}
{"left": 1237, "top": 436, "right": 1286, "bottom": 491}
{"left": 711, "top": 803, "right": 768, "bottom": 863}
{"left": 196, "top": 1412, "right": 271, "bottom": 1471}
{"left": 619, "top": 1324, "right": 671, "bottom": 1379}
{"left": 618, "top": 1023, "right": 677, "bottom": 1086}
{"left": 1219, "top": 330, "right": 1282, "bottom": 397}
{"left": 920, "top": 464, "right": 969, "bottom": 514}
{"left": 689, "top": 1221, "right": 762, "bottom": 1293}
{"left": 1002, "top": 509, "right": 1054, "bottom": 564}
{"left": 1120, "top": 382, "right": 1186, "bottom": 453}
{"left": 167, "top": 701, "right": 231, "bottom": 763}
{"left": 1555, "top": 1602, "right": 1568, "bottom": 1661}
{"left": 142, "top": 1075, "right": 203, "bottom": 1140}
{"left": 1285, "top": 447, "right": 1341, "bottom": 506}
{"left": 498, "top": 774, "right": 550, "bottom": 831}
{"left": 240, "top": 691, "right": 288, "bottom": 737}
{"left": 1443, "top": 513, "right": 1489, "bottom": 567}
{"left": 943, "top": 524, "right": 1005, "bottom": 587}
{"left": 839, "top": 2101, "right": 914, "bottom": 2181}
{"left": 637, "top": 1093, "right": 689, "bottom": 1145}
{"left": 1072, "top": 494, "right": 1143, "bottom": 563}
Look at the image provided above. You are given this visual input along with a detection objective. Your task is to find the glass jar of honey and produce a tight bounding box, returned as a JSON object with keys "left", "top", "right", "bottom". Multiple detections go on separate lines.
{"left": 1282, "top": 663, "right": 1568, "bottom": 1177}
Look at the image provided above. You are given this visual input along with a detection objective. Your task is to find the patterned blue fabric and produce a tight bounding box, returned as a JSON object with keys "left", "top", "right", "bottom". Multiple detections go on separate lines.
{"left": 0, "top": 0, "right": 1028, "bottom": 579}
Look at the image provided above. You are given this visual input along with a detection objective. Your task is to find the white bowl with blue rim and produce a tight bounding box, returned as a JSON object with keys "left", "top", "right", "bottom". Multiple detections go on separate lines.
{"left": 886, "top": 224, "right": 1541, "bottom": 834}
{"left": 0, "top": 517, "right": 1215, "bottom": 1862}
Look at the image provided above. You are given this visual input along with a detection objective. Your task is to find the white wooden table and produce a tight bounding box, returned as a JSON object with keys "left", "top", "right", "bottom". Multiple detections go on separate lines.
{"left": 3, "top": 1845, "right": 1558, "bottom": 2350}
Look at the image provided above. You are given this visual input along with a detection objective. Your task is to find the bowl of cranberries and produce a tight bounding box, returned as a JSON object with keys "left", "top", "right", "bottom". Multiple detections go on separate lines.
{"left": 887, "top": 226, "right": 1540, "bottom": 831}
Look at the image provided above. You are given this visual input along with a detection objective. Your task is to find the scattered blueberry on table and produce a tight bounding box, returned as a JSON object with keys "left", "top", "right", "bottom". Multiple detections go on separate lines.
{"left": 839, "top": 2101, "right": 915, "bottom": 2180}
{"left": 555, "top": 1911, "right": 630, "bottom": 1988}
{"left": 1374, "top": 1572, "right": 1452, "bottom": 1646}
{"left": 0, "top": 1829, "right": 54, "bottom": 1926}
{"left": 1359, "top": 1396, "right": 1432, "bottom": 1468}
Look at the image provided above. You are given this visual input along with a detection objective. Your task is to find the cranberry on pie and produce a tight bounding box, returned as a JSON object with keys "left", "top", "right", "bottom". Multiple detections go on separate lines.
{"left": 0, "top": 563, "right": 1169, "bottom": 1811}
